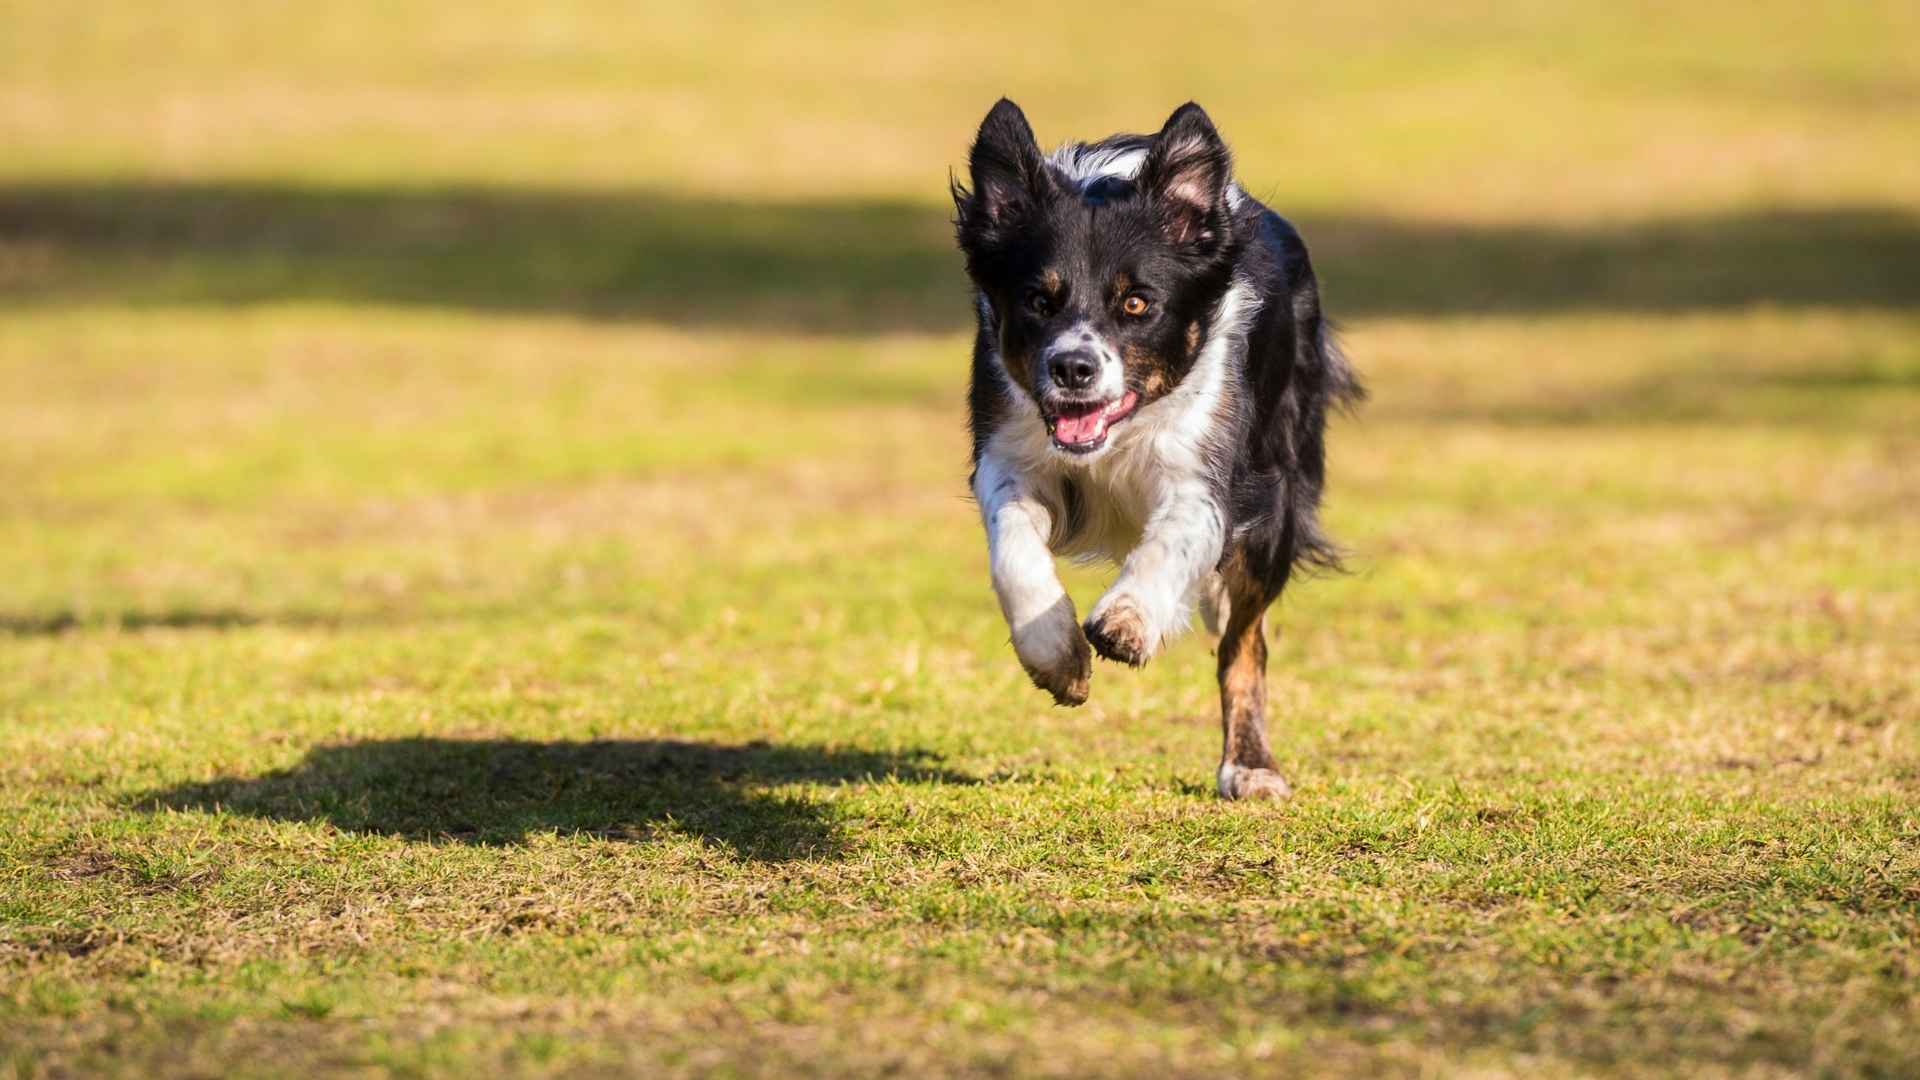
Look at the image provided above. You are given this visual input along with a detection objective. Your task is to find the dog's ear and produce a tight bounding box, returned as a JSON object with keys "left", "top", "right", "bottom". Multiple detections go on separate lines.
{"left": 1139, "top": 102, "right": 1232, "bottom": 249}
{"left": 954, "top": 98, "right": 1054, "bottom": 236}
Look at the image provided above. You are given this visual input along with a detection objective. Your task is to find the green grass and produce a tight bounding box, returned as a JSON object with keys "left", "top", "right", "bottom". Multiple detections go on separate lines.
{"left": 4, "top": 2, "right": 1919, "bottom": 1076}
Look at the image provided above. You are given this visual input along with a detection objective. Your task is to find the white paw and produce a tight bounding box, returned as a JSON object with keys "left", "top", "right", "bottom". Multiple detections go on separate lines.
{"left": 1084, "top": 591, "right": 1157, "bottom": 667}
{"left": 1086, "top": 583, "right": 1187, "bottom": 667}
{"left": 1217, "top": 762, "right": 1292, "bottom": 801}
{"left": 1012, "top": 597, "right": 1091, "bottom": 706}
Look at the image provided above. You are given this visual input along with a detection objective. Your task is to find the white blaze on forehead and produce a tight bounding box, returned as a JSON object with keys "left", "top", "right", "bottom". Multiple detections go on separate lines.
{"left": 1049, "top": 142, "right": 1148, "bottom": 192}
{"left": 1050, "top": 139, "right": 1250, "bottom": 209}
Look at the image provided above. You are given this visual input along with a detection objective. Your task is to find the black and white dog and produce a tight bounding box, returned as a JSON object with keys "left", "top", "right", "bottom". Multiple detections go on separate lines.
{"left": 953, "top": 100, "right": 1362, "bottom": 800}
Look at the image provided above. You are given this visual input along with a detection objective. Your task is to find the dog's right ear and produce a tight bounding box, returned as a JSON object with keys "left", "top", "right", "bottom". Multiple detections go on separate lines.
{"left": 953, "top": 98, "right": 1053, "bottom": 237}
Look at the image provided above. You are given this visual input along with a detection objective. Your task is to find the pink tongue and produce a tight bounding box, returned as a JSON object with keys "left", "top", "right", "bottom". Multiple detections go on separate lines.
{"left": 1053, "top": 410, "right": 1108, "bottom": 445}
{"left": 1053, "top": 392, "right": 1137, "bottom": 446}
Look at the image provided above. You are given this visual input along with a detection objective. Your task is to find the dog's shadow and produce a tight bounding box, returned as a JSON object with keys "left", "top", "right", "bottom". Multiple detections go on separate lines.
{"left": 136, "top": 737, "right": 971, "bottom": 862}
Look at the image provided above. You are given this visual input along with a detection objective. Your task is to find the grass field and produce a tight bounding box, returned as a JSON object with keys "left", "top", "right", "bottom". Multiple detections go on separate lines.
{"left": 3, "top": 3, "right": 1918, "bottom": 1075}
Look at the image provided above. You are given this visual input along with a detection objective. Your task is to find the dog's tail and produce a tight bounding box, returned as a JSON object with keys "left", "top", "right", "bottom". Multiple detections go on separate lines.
{"left": 1291, "top": 319, "right": 1365, "bottom": 577}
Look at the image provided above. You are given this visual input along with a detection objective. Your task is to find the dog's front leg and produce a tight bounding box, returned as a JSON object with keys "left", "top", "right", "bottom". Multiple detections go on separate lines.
{"left": 1084, "top": 485, "right": 1225, "bottom": 667}
{"left": 974, "top": 458, "right": 1091, "bottom": 706}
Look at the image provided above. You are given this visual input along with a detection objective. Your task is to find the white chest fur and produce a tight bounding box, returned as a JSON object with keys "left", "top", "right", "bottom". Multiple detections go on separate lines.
{"left": 979, "top": 279, "right": 1255, "bottom": 565}
{"left": 972, "top": 280, "right": 1256, "bottom": 666}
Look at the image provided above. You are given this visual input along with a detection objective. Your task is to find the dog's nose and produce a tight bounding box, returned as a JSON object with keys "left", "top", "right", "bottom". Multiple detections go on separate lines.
{"left": 1047, "top": 350, "right": 1100, "bottom": 391}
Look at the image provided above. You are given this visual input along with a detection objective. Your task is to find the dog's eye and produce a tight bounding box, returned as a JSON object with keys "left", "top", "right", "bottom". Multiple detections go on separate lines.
{"left": 1026, "top": 291, "right": 1056, "bottom": 318}
{"left": 1122, "top": 294, "right": 1151, "bottom": 318}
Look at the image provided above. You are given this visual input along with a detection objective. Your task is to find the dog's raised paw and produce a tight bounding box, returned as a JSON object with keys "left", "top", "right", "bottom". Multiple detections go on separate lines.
{"left": 1084, "top": 600, "right": 1152, "bottom": 667}
{"left": 1033, "top": 663, "right": 1090, "bottom": 707}
{"left": 1017, "top": 625, "right": 1090, "bottom": 706}
{"left": 1013, "top": 598, "right": 1092, "bottom": 706}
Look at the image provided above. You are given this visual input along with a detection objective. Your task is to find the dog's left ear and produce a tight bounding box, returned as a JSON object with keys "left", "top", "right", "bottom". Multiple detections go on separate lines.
{"left": 1139, "top": 102, "right": 1232, "bottom": 249}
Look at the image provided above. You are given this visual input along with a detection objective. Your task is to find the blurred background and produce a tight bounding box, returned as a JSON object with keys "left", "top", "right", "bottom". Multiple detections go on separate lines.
{"left": 4, "top": 1, "right": 1914, "bottom": 624}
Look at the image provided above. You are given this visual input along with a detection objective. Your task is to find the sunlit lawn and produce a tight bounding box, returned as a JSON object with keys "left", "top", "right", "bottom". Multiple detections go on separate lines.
{"left": 3, "top": 2, "right": 1917, "bottom": 1076}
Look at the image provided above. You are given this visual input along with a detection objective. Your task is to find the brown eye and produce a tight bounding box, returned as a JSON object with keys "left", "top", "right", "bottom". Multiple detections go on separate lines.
{"left": 1027, "top": 291, "right": 1056, "bottom": 317}
{"left": 1122, "top": 294, "right": 1151, "bottom": 318}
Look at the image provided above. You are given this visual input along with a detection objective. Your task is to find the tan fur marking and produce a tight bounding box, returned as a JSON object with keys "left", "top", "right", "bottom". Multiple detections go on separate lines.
{"left": 1216, "top": 561, "right": 1286, "bottom": 799}
{"left": 1122, "top": 341, "right": 1174, "bottom": 402}
{"left": 1219, "top": 613, "right": 1271, "bottom": 768}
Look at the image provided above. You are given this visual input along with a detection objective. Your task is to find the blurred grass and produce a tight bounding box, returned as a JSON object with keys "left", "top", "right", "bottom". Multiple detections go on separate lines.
{"left": 3, "top": 184, "right": 1917, "bottom": 328}
{"left": 3, "top": 1, "right": 1919, "bottom": 1077}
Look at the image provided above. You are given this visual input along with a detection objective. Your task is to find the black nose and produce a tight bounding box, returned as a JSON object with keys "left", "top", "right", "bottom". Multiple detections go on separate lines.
{"left": 1048, "top": 350, "right": 1100, "bottom": 391}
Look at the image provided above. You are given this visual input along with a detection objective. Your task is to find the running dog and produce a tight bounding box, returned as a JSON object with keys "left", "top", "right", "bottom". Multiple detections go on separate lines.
{"left": 953, "top": 99, "right": 1362, "bottom": 800}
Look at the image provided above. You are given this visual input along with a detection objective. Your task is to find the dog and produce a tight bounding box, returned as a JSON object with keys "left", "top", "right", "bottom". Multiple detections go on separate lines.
{"left": 952, "top": 99, "right": 1362, "bottom": 800}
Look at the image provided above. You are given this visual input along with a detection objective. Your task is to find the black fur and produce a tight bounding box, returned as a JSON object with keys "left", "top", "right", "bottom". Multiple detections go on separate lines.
{"left": 955, "top": 100, "right": 1362, "bottom": 597}
{"left": 1222, "top": 205, "right": 1366, "bottom": 585}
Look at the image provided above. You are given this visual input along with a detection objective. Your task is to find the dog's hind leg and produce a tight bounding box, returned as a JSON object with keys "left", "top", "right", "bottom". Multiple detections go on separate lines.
{"left": 1214, "top": 562, "right": 1290, "bottom": 801}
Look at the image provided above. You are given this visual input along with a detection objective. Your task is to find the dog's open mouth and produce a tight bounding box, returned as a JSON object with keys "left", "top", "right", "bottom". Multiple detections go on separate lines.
{"left": 1046, "top": 391, "right": 1139, "bottom": 453}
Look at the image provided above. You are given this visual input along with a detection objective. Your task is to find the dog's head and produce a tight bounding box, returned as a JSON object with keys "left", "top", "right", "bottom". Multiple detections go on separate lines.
{"left": 954, "top": 99, "right": 1240, "bottom": 457}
